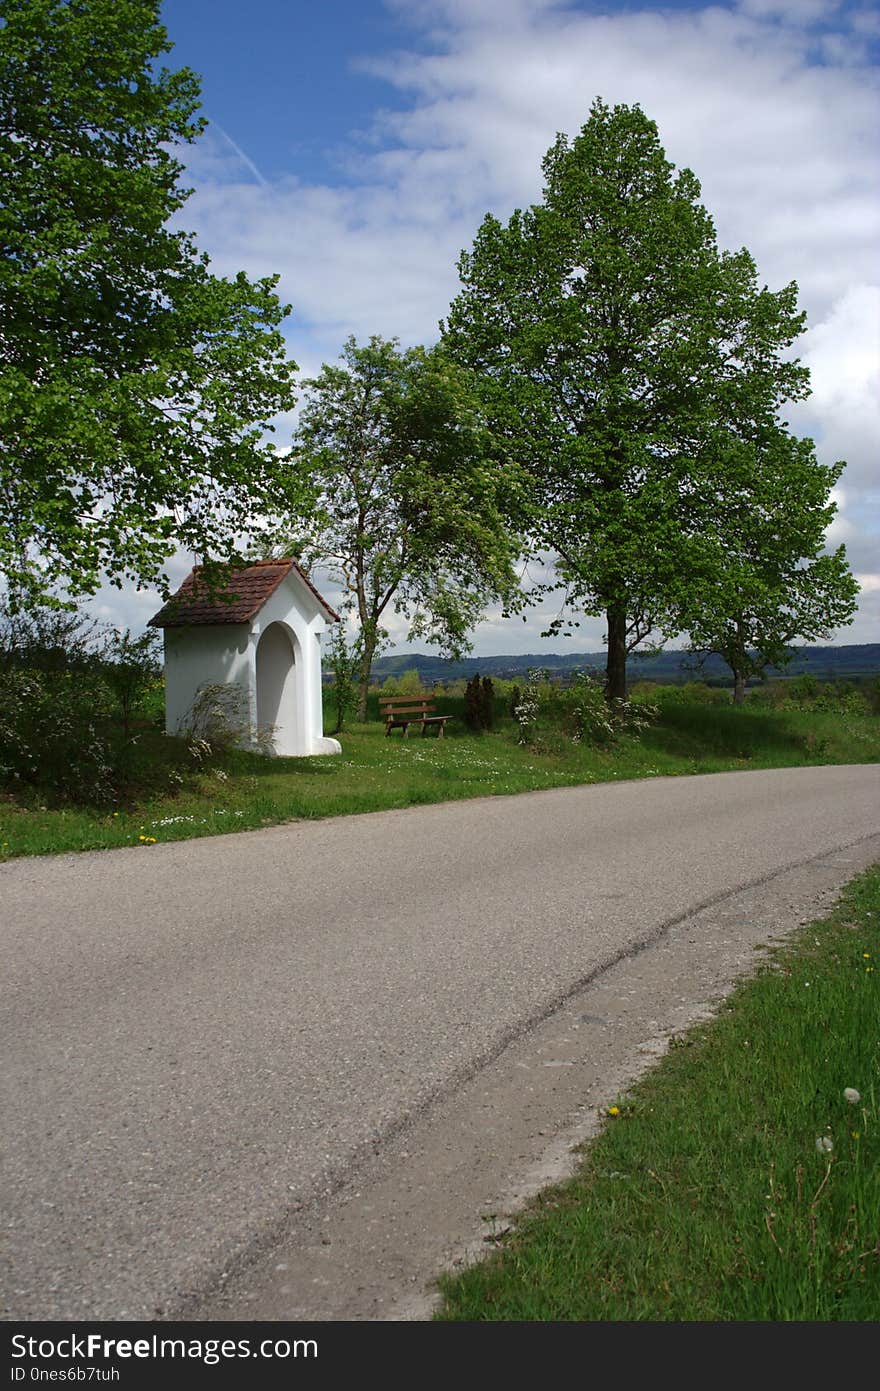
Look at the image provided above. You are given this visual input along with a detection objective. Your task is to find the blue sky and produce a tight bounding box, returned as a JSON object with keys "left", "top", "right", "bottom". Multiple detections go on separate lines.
{"left": 160, "top": 1, "right": 412, "bottom": 185}
{"left": 96, "top": 0, "right": 880, "bottom": 655}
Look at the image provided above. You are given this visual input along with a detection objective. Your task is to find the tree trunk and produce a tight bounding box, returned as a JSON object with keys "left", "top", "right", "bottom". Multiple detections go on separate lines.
{"left": 732, "top": 670, "right": 746, "bottom": 705}
{"left": 356, "top": 634, "right": 376, "bottom": 722}
{"left": 605, "top": 604, "right": 628, "bottom": 702}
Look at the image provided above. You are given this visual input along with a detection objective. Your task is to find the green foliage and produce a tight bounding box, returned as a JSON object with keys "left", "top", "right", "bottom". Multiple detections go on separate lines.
{"left": 463, "top": 674, "right": 495, "bottom": 732}
{"left": 481, "top": 676, "right": 496, "bottom": 732}
{"left": 324, "top": 624, "right": 364, "bottom": 734}
{"left": 566, "top": 670, "right": 657, "bottom": 746}
{"left": 512, "top": 669, "right": 546, "bottom": 745}
{"left": 0, "top": 599, "right": 166, "bottom": 802}
{"left": 0, "top": 666, "right": 117, "bottom": 804}
{"left": 443, "top": 99, "right": 820, "bottom": 699}
{"left": 380, "top": 668, "right": 425, "bottom": 698}
{"left": 749, "top": 677, "right": 869, "bottom": 716}
{"left": 0, "top": 598, "right": 104, "bottom": 673}
{"left": 0, "top": 0, "right": 301, "bottom": 606}
{"left": 283, "top": 335, "right": 525, "bottom": 717}
{"left": 863, "top": 677, "right": 880, "bottom": 716}
{"left": 638, "top": 679, "right": 729, "bottom": 706}
{"left": 566, "top": 670, "right": 619, "bottom": 746}
{"left": 684, "top": 433, "right": 858, "bottom": 699}
{"left": 511, "top": 668, "right": 658, "bottom": 748}
{"left": 99, "top": 627, "right": 162, "bottom": 738}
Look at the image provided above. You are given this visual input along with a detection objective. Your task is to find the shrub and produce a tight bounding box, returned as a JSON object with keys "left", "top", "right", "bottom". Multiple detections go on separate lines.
{"left": 381, "top": 668, "right": 423, "bottom": 697}
{"left": 464, "top": 674, "right": 483, "bottom": 731}
{"left": 646, "top": 680, "right": 729, "bottom": 706}
{"left": 563, "top": 671, "right": 658, "bottom": 746}
{"left": 0, "top": 667, "right": 118, "bottom": 804}
{"left": 513, "top": 669, "right": 546, "bottom": 745}
{"left": 464, "top": 674, "right": 496, "bottom": 732}
{"left": 750, "top": 677, "right": 868, "bottom": 715}
{"left": 566, "top": 670, "right": 617, "bottom": 746}
{"left": 481, "top": 676, "right": 496, "bottom": 731}
{"left": 863, "top": 677, "right": 880, "bottom": 716}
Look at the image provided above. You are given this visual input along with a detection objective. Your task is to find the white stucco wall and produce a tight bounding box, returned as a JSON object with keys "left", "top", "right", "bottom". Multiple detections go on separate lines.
{"left": 162, "top": 569, "right": 340, "bottom": 757}
{"left": 163, "top": 624, "right": 254, "bottom": 740}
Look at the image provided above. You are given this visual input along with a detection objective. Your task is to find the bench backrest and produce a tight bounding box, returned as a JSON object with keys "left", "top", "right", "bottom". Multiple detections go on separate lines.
{"left": 379, "top": 697, "right": 437, "bottom": 717}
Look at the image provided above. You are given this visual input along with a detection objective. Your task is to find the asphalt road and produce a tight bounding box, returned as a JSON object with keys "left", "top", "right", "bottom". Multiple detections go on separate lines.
{"left": 2, "top": 764, "right": 878, "bottom": 1319}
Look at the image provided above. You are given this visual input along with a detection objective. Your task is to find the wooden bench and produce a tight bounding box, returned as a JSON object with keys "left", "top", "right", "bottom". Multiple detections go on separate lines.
{"left": 379, "top": 696, "right": 451, "bottom": 738}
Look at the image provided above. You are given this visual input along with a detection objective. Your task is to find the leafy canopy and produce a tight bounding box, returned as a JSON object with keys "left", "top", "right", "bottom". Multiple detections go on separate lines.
{"left": 0, "top": 0, "right": 301, "bottom": 606}
{"left": 287, "top": 335, "right": 525, "bottom": 714}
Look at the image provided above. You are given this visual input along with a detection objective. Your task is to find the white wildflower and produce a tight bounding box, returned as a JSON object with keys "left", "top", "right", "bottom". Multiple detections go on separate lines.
{"left": 843, "top": 1088, "right": 861, "bottom": 1104}
{"left": 815, "top": 1136, "right": 833, "bottom": 1153}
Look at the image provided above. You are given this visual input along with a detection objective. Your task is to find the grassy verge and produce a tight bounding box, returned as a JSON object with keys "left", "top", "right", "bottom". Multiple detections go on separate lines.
{"left": 436, "top": 867, "right": 880, "bottom": 1321}
{"left": 0, "top": 701, "right": 878, "bottom": 861}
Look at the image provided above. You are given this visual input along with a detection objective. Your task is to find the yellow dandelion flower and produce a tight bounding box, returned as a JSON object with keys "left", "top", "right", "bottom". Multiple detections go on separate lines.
{"left": 608, "top": 1106, "right": 620, "bottom": 1117}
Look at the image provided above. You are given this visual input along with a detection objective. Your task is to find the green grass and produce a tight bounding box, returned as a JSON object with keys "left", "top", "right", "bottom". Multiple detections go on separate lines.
{"left": 435, "top": 867, "right": 880, "bottom": 1321}
{"left": 1, "top": 700, "right": 878, "bottom": 861}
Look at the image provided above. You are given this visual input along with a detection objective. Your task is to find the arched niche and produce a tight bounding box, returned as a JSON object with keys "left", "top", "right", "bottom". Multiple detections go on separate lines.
{"left": 255, "top": 622, "right": 298, "bottom": 754}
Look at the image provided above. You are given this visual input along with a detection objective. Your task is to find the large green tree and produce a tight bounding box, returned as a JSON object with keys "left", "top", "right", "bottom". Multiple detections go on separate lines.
{"left": 684, "top": 431, "right": 858, "bottom": 701}
{"left": 0, "top": 0, "right": 300, "bottom": 607}
{"left": 442, "top": 99, "right": 810, "bottom": 699}
{"left": 287, "top": 336, "right": 524, "bottom": 719}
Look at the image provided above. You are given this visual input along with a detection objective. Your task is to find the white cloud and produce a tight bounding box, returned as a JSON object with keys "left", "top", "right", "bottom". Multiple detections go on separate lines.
{"left": 737, "top": 0, "right": 842, "bottom": 22}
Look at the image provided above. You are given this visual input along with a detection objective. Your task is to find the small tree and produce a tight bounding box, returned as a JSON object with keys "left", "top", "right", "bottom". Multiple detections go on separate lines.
{"left": 100, "top": 628, "right": 162, "bottom": 739}
{"left": 324, "top": 622, "right": 364, "bottom": 734}
{"left": 286, "top": 336, "right": 524, "bottom": 719}
{"left": 684, "top": 433, "right": 859, "bottom": 702}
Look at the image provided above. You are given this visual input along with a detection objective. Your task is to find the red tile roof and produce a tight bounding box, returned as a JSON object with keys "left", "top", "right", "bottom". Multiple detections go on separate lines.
{"left": 148, "top": 559, "right": 339, "bottom": 628}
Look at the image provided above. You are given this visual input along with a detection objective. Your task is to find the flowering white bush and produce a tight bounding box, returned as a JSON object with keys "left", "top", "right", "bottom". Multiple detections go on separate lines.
{"left": 513, "top": 669, "right": 545, "bottom": 745}
{"left": 186, "top": 682, "right": 276, "bottom": 757}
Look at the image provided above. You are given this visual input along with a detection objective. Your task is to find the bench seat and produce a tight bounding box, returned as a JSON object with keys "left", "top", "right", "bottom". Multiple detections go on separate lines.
{"left": 379, "top": 697, "right": 451, "bottom": 738}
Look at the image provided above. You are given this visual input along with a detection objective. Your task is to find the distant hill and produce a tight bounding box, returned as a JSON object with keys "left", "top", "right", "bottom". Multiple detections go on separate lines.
{"left": 365, "top": 644, "right": 880, "bottom": 687}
